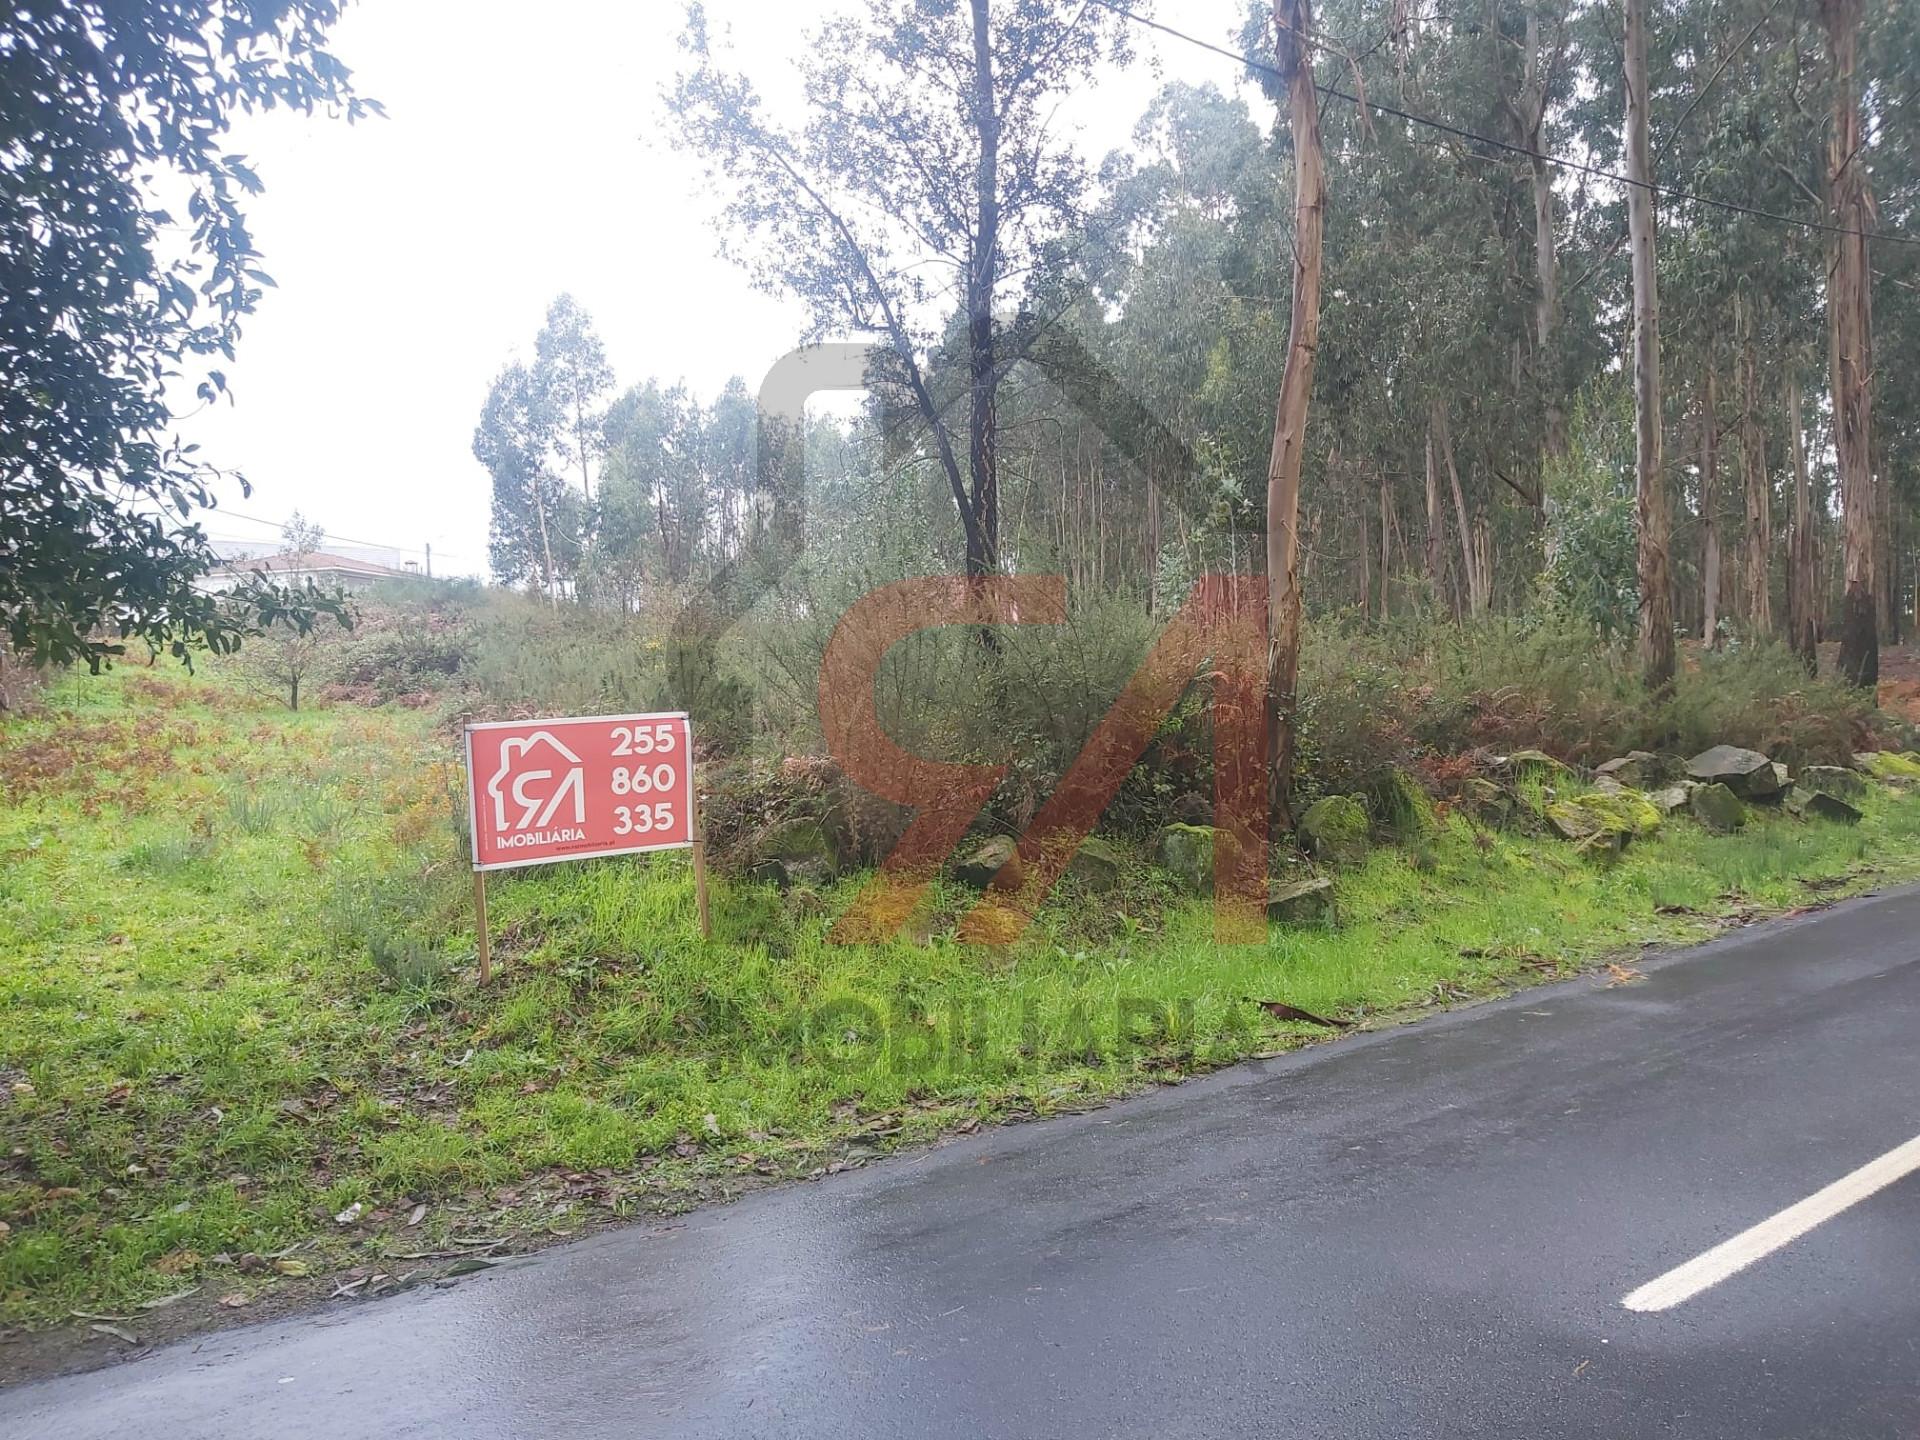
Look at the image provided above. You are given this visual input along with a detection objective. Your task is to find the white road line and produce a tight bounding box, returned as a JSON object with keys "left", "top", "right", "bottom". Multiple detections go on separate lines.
{"left": 1622, "top": 1132, "right": 1920, "bottom": 1313}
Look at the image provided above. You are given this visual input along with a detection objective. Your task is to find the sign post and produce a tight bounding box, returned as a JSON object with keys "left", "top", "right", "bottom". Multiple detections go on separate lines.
{"left": 473, "top": 870, "right": 492, "bottom": 985}
{"left": 462, "top": 711, "right": 701, "bottom": 979}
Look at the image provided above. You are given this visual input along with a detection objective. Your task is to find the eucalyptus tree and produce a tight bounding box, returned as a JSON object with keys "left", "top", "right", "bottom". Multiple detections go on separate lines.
{"left": 1863, "top": 0, "right": 1920, "bottom": 639}
{"left": 669, "top": 0, "right": 1140, "bottom": 581}
{"left": 1823, "top": 0, "right": 1878, "bottom": 685}
{"left": 1253, "top": 0, "right": 1328, "bottom": 828}
{"left": 1624, "top": 0, "right": 1675, "bottom": 690}
{"left": 533, "top": 295, "right": 615, "bottom": 504}
{"left": 475, "top": 361, "right": 573, "bottom": 603}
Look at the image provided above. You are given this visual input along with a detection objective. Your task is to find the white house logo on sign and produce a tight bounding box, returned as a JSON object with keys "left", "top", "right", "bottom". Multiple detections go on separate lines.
{"left": 486, "top": 732, "right": 588, "bottom": 850}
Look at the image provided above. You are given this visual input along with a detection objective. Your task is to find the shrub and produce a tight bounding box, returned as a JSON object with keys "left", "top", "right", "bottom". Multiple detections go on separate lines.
{"left": 336, "top": 619, "right": 476, "bottom": 699}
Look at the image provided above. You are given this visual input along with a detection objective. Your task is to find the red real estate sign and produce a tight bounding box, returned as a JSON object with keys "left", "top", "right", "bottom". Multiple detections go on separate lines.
{"left": 463, "top": 712, "right": 694, "bottom": 872}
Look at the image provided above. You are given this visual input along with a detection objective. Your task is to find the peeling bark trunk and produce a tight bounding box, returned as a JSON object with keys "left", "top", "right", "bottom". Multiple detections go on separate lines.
{"left": 1824, "top": 0, "right": 1877, "bottom": 687}
{"left": 1625, "top": 0, "right": 1674, "bottom": 691}
{"left": 1786, "top": 372, "right": 1818, "bottom": 672}
{"left": 965, "top": 0, "right": 1001, "bottom": 586}
{"left": 1875, "top": 431, "right": 1898, "bottom": 643}
{"left": 1435, "top": 403, "right": 1486, "bottom": 617}
{"left": 1519, "top": 10, "right": 1565, "bottom": 458}
{"left": 1701, "top": 365, "right": 1722, "bottom": 649}
{"left": 1424, "top": 426, "right": 1445, "bottom": 600}
{"left": 1146, "top": 471, "right": 1162, "bottom": 615}
{"left": 1737, "top": 295, "right": 1772, "bottom": 634}
{"left": 1359, "top": 494, "right": 1372, "bottom": 613}
{"left": 1474, "top": 515, "right": 1494, "bottom": 616}
{"left": 533, "top": 480, "right": 559, "bottom": 608}
{"left": 1265, "top": 0, "right": 1325, "bottom": 834}
{"left": 1379, "top": 472, "right": 1393, "bottom": 622}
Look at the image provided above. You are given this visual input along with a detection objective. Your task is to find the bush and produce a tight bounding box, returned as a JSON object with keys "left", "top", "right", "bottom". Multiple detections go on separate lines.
{"left": 1290, "top": 612, "right": 1881, "bottom": 793}
{"left": 336, "top": 618, "right": 476, "bottom": 698}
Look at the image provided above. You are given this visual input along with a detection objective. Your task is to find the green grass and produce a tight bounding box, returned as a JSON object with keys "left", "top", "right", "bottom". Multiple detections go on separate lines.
{"left": 3, "top": 666, "right": 1919, "bottom": 1327}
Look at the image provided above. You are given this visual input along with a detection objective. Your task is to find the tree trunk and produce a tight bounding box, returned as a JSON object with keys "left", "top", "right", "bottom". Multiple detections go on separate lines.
{"left": 1435, "top": 404, "right": 1485, "bottom": 618}
{"left": 577, "top": 394, "right": 593, "bottom": 504}
{"left": 965, "top": 0, "right": 1001, "bottom": 584}
{"left": 1146, "top": 471, "right": 1162, "bottom": 614}
{"left": 533, "top": 478, "right": 559, "bottom": 608}
{"left": 1520, "top": 10, "right": 1565, "bottom": 458}
{"left": 1737, "top": 295, "right": 1772, "bottom": 634}
{"left": 1265, "top": 0, "right": 1325, "bottom": 834}
{"left": 1824, "top": 0, "right": 1877, "bottom": 687}
{"left": 1379, "top": 472, "right": 1393, "bottom": 622}
{"left": 1786, "top": 371, "right": 1818, "bottom": 672}
{"left": 1701, "top": 365, "right": 1722, "bottom": 649}
{"left": 1875, "top": 431, "right": 1898, "bottom": 643}
{"left": 1624, "top": 0, "right": 1674, "bottom": 691}
{"left": 1424, "top": 426, "right": 1445, "bottom": 601}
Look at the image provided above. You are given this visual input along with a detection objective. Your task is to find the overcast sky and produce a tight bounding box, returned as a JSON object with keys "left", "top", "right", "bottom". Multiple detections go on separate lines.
{"left": 181, "top": 0, "right": 1253, "bottom": 577}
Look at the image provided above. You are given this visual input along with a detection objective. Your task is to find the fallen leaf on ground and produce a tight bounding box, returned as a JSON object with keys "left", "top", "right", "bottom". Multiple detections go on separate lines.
{"left": 1604, "top": 963, "right": 1644, "bottom": 987}
{"left": 89, "top": 1323, "right": 139, "bottom": 1344}
{"left": 407, "top": 1203, "right": 427, "bottom": 1227}
{"left": 138, "top": 1288, "right": 200, "bottom": 1310}
{"left": 272, "top": 1258, "right": 310, "bottom": 1277}
{"left": 218, "top": 1293, "right": 249, "bottom": 1309}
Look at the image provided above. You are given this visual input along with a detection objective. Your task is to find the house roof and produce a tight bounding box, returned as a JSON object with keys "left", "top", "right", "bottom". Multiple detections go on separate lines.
{"left": 207, "top": 551, "right": 415, "bottom": 580}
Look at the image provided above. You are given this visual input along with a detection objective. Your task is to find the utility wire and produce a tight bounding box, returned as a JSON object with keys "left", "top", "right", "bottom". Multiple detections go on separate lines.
{"left": 1089, "top": 0, "right": 1919, "bottom": 248}
{"left": 204, "top": 505, "right": 468, "bottom": 561}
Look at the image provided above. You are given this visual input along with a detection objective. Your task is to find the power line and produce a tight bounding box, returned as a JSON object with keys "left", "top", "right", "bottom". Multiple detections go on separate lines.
{"left": 1090, "top": 0, "right": 1920, "bottom": 248}
{"left": 203, "top": 505, "right": 471, "bottom": 562}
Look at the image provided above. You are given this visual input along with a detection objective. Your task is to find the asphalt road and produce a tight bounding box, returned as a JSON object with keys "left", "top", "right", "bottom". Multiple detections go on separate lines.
{"left": 8, "top": 888, "right": 1920, "bottom": 1439}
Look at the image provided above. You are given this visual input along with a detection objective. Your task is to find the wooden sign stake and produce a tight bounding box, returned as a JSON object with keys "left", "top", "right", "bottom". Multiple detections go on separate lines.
{"left": 473, "top": 869, "right": 493, "bottom": 984}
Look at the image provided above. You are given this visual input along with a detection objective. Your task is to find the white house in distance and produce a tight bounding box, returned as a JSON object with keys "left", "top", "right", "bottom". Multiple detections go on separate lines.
{"left": 195, "top": 546, "right": 420, "bottom": 595}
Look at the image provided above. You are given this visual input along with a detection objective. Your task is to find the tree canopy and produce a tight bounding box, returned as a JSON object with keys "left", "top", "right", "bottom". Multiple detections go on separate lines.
{"left": 0, "top": 0, "right": 375, "bottom": 669}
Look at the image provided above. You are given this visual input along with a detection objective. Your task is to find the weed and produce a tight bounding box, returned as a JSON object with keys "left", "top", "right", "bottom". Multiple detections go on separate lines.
{"left": 225, "top": 788, "right": 282, "bottom": 835}
{"left": 119, "top": 833, "right": 219, "bottom": 877}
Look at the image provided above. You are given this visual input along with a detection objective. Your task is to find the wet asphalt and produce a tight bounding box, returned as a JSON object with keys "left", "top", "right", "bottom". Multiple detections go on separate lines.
{"left": 6, "top": 886, "right": 1920, "bottom": 1438}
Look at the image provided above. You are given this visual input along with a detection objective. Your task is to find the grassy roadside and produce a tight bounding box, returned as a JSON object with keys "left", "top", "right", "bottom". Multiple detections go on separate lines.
{"left": 4, "top": 668, "right": 1920, "bottom": 1355}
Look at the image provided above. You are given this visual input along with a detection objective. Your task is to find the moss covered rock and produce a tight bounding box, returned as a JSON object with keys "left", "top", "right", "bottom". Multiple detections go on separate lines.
{"left": 1687, "top": 745, "right": 1783, "bottom": 799}
{"left": 1458, "top": 777, "right": 1518, "bottom": 828}
{"left": 1546, "top": 790, "right": 1661, "bottom": 851}
{"left": 953, "top": 834, "right": 1021, "bottom": 890}
{"left": 1503, "top": 749, "right": 1574, "bottom": 781}
{"left": 1799, "top": 765, "right": 1868, "bottom": 802}
{"left": 747, "top": 818, "right": 843, "bottom": 888}
{"left": 1787, "top": 789, "right": 1863, "bottom": 824}
{"left": 1854, "top": 750, "right": 1920, "bottom": 783}
{"left": 1298, "top": 794, "right": 1370, "bottom": 867}
{"left": 1154, "top": 824, "right": 1227, "bottom": 894}
{"left": 1595, "top": 750, "right": 1680, "bottom": 790}
{"left": 1648, "top": 783, "right": 1693, "bottom": 816}
{"left": 1689, "top": 782, "right": 1747, "bottom": 833}
{"left": 1374, "top": 767, "right": 1437, "bottom": 842}
{"left": 1066, "top": 836, "right": 1123, "bottom": 892}
{"left": 1266, "top": 876, "right": 1336, "bottom": 926}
